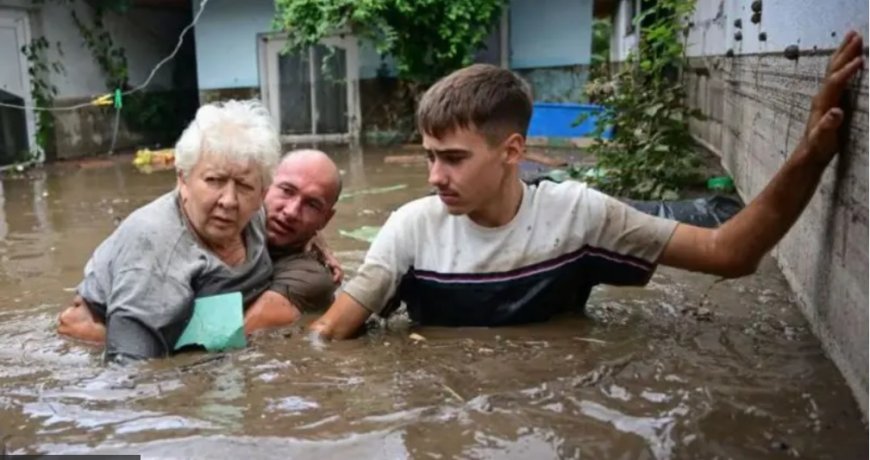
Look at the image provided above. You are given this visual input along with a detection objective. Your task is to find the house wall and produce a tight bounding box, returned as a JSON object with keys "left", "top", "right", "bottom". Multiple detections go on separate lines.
{"left": 192, "top": 0, "right": 274, "bottom": 93}
{"left": 38, "top": 2, "right": 181, "bottom": 96}
{"left": 681, "top": 0, "right": 869, "bottom": 417}
{"left": 0, "top": 6, "right": 36, "bottom": 164}
{"left": 191, "top": 0, "right": 600, "bottom": 137}
{"left": 610, "top": 0, "right": 639, "bottom": 62}
{"left": 510, "top": 0, "right": 594, "bottom": 102}
{"left": 0, "top": 0, "right": 192, "bottom": 159}
{"left": 510, "top": 0, "right": 592, "bottom": 68}
{"left": 192, "top": 0, "right": 391, "bottom": 97}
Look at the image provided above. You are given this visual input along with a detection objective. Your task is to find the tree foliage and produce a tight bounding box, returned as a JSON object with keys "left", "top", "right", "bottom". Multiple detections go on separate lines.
{"left": 582, "top": 0, "right": 703, "bottom": 200}
{"left": 274, "top": 0, "right": 506, "bottom": 84}
{"left": 589, "top": 18, "right": 612, "bottom": 79}
{"left": 21, "top": 37, "right": 64, "bottom": 159}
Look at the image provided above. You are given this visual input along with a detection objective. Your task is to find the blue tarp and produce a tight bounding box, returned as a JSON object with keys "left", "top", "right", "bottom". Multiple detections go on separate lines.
{"left": 528, "top": 102, "right": 613, "bottom": 139}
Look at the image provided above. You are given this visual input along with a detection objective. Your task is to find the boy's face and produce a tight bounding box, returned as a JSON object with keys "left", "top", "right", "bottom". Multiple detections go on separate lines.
{"left": 423, "top": 127, "right": 522, "bottom": 219}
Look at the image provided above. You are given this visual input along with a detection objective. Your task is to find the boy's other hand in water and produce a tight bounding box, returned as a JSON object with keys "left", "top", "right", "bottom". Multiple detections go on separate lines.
{"left": 305, "top": 328, "right": 329, "bottom": 351}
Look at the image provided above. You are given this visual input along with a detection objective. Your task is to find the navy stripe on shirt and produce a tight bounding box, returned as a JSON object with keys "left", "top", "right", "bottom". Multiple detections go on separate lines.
{"left": 381, "top": 245, "right": 657, "bottom": 326}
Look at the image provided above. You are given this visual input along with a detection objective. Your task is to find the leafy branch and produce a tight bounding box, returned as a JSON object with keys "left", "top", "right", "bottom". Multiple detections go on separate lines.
{"left": 21, "top": 37, "right": 65, "bottom": 158}
{"left": 582, "top": 0, "right": 703, "bottom": 200}
{"left": 274, "top": 0, "right": 506, "bottom": 84}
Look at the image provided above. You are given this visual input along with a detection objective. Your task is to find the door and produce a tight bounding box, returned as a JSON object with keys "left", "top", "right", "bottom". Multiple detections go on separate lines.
{"left": 0, "top": 8, "right": 36, "bottom": 164}
{"left": 259, "top": 34, "right": 361, "bottom": 144}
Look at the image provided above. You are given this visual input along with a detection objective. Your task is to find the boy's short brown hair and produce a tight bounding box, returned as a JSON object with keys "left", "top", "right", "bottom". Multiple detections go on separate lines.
{"left": 417, "top": 64, "right": 533, "bottom": 145}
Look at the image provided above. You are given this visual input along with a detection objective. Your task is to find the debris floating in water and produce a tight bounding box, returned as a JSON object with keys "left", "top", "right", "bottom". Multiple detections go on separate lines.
{"left": 133, "top": 148, "right": 175, "bottom": 173}
{"left": 572, "top": 337, "right": 608, "bottom": 345}
{"left": 339, "top": 226, "right": 382, "bottom": 243}
{"left": 338, "top": 184, "right": 408, "bottom": 201}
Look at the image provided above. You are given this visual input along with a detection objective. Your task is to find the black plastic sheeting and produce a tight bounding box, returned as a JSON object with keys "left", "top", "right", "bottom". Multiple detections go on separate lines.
{"left": 622, "top": 195, "right": 744, "bottom": 228}
{"left": 521, "top": 172, "right": 743, "bottom": 228}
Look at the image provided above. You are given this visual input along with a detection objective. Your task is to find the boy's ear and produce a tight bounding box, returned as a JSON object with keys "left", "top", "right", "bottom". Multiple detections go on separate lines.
{"left": 503, "top": 133, "right": 526, "bottom": 165}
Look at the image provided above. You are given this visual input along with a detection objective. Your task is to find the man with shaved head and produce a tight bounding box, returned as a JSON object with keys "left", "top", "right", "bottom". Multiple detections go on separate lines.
{"left": 243, "top": 149, "right": 343, "bottom": 333}
{"left": 59, "top": 149, "right": 343, "bottom": 343}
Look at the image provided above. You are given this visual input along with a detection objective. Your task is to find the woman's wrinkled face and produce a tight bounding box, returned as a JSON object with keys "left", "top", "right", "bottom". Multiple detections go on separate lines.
{"left": 177, "top": 154, "right": 265, "bottom": 248}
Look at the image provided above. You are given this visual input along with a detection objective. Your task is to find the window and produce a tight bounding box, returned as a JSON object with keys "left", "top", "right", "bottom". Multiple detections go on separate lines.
{"left": 626, "top": 0, "right": 637, "bottom": 35}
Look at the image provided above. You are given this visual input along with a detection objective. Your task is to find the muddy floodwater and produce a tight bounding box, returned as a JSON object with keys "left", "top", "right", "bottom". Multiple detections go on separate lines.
{"left": 0, "top": 147, "right": 865, "bottom": 459}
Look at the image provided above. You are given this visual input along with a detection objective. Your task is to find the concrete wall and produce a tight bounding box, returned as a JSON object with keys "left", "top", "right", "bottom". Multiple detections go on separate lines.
{"left": 515, "top": 66, "right": 589, "bottom": 102}
{"left": 685, "top": 0, "right": 868, "bottom": 57}
{"left": 37, "top": 2, "right": 182, "bottom": 96}
{"left": 682, "top": 0, "right": 869, "bottom": 417}
{"left": 42, "top": 1, "right": 194, "bottom": 159}
{"left": 0, "top": 0, "right": 192, "bottom": 159}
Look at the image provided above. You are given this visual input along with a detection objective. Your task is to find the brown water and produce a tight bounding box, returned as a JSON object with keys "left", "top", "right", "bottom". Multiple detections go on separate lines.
{"left": 0, "top": 147, "right": 865, "bottom": 459}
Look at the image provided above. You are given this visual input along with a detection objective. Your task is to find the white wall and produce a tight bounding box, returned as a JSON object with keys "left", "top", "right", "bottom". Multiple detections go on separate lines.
{"left": 683, "top": 0, "right": 729, "bottom": 56}
{"left": 612, "top": 0, "right": 870, "bottom": 60}
{"left": 192, "top": 0, "right": 275, "bottom": 90}
{"left": 685, "top": 0, "right": 869, "bottom": 57}
{"left": 193, "top": 0, "right": 390, "bottom": 90}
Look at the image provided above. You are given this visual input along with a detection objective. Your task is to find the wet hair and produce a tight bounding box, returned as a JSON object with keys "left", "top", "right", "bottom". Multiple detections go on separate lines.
{"left": 417, "top": 64, "right": 533, "bottom": 145}
{"left": 175, "top": 99, "right": 281, "bottom": 186}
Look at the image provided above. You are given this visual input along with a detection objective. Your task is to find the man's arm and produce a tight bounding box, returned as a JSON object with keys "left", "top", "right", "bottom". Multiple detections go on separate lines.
{"left": 244, "top": 291, "right": 302, "bottom": 335}
{"left": 308, "top": 231, "right": 343, "bottom": 284}
{"left": 246, "top": 253, "right": 338, "bottom": 334}
{"left": 308, "top": 292, "right": 372, "bottom": 340}
{"left": 308, "top": 204, "right": 415, "bottom": 341}
{"left": 659, "top": 31, "right": 864, "bottom": 277}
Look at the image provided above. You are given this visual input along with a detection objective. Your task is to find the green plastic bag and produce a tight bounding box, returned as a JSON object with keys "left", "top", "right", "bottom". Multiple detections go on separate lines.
{"left": 338, "top": 184, "right": 407, "bottom": 201}
{"left": 339, "top": 225, "right": 382, "bottom": 243}
{"left": 174, "top": 292, "right": 247, "bottom": 352}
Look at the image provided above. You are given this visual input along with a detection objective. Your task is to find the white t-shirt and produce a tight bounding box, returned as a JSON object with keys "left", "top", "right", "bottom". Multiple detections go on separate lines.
{"left": 343, "top": 180, "right": 678, "bottom": 326}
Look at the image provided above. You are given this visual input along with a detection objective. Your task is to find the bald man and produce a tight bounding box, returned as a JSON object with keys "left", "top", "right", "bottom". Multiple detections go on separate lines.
{"left": 59, "top": 149, "right": 343, "bottom": 342}
{"left": 243, "top": 149, "right": 343, "bottom": 333}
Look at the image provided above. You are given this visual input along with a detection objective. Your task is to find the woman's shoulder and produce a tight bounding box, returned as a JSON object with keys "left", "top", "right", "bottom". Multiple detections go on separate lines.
{"left": 112, "top": 191, "right": 186, "bottom": 250}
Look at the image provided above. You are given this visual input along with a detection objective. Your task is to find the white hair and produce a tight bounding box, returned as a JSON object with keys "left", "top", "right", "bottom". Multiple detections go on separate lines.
{"left": 175, "top": 99, "right": 280, "bottom": 185}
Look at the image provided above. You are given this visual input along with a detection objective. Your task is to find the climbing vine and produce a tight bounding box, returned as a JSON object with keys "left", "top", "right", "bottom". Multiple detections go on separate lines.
{"left": 589, "top": 18, "right": 612, "bottom": 80}
{"left": 70, "top": 6, "right": 128, "bottom": 90}
{"left": 274, "top": 0, "right": 507, "bottom": 84}
{"left": 21, "top": 37, "right": 65, "bottom": 158}
{"left": 69, "top": 4, "right": 181, "bottom": 141}
{"left": 582, "top": 0, "right": 703, "bottom": 200}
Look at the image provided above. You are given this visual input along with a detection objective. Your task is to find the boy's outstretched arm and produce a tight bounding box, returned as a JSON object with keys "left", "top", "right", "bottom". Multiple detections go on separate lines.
{"left": 659, "top": 31, "right": 864, "bottom": 277}
{"left": 309, "top": 293, "right": 372, "bottom": 340}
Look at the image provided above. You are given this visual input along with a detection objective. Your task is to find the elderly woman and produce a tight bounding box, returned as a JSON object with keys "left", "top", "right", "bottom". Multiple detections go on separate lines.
{"left": 58, "top": 99, "right": 280, "bottom": 362}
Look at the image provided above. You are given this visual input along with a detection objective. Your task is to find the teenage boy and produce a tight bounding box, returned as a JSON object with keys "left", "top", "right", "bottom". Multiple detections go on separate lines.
{"left": 310, "top": 32, "right": 864, "bottom": 340}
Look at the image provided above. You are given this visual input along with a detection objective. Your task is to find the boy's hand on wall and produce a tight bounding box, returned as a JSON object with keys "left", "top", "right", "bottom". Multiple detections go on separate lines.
{"left": 802, "top": 31, "right": 864, "bottom": 165}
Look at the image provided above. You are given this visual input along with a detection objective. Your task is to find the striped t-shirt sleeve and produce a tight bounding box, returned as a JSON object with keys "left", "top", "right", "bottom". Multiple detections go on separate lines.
{"left": 342, "top": 207, "right": 414, "bottom": 316}
{"left": 578, "top": 187, "right": 678, "bottom": 286}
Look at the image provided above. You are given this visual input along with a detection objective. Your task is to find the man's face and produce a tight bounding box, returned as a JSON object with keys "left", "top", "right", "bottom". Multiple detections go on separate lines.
{"left": 265, "top": 159, "right": 336, "bottom": 249}
{"left": 423, "top": 127, "right": 518, "bottom": 219}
